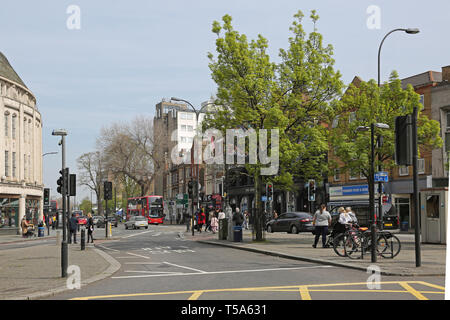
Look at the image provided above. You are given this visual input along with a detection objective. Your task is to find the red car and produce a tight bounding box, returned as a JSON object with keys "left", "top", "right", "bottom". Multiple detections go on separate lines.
{"left": 77, "top": 216, "right": 87, "bottom": 225}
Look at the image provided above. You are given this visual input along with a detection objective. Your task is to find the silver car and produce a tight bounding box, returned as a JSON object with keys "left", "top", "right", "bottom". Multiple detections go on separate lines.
{"left": 125, "top": 216, "right": 149, "bottom": 230}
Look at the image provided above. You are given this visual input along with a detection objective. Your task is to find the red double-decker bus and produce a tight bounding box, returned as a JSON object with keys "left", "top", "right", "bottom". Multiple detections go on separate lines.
{"left": 127, "top": 195, "right": 164, "bottom": 224}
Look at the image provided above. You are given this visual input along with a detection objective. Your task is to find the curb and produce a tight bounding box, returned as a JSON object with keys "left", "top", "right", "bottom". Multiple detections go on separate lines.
{"left": 0, "top": 236, "right": 57, "bottom": 245}
{"left": 13, "top": 246, "right": 121, "bottom": 300}
{"left": 196, "top": 240, "right": 445, "bottom": 277}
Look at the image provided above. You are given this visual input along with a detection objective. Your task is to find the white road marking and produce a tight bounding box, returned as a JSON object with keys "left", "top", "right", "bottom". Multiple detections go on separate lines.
{"left": 124, "top": 270, "right": 182, "bottom": 274}
{"left": 126, "top": 252, "right": 150, "bottom": 260}
{"left": 163, "top": 261, "right": 207, "bottom": 274}
{"left": 152, "top": 232, "right": 162, "bottom": 236}
{"left": 112, "top": 265, "right": 334, "bottom": 279}
{"left": 122, "top": 231, "right": 153, "bottom": 239}
{"left": 96, "top": 244, "right": 119, "bottom": 252}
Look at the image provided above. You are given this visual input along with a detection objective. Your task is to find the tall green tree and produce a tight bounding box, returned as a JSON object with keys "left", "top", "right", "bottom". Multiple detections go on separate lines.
{"left": 206, "top": 10, "right": 343, "bottom": 240}
{"left": 329, "top": 71, "right": 442, "bottom": 187}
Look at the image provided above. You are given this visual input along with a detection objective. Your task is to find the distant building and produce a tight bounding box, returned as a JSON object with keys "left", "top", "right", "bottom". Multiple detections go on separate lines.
{"left": 0, "top": 52, "right": 43, "bottom": 234}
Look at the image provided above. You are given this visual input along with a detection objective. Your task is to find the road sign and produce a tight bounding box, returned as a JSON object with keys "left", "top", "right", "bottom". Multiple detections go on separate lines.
{"left": 375, "top": 171, "right": 389, "bottom": 182}
{"left": 261, "top": 196, "right": 267, "bottom": 202}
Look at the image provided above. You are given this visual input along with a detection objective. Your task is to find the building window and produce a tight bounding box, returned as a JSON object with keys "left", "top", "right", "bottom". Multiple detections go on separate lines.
{"left": 333, "top": 169, "right": 340, "bottom": 181}
{"left": 349, "top": 168, "right": 358, "bottom": 180}
{"left": 12, "top": 152, "right": 16, "bottom": 178}
{"left": 11, "top": 114, "right": 16, "bottom": 139}
{"left": 446, "top": 111, "right": 450, "bottom": 131}
{"left": 418, "top": 158, "right": 425, "bottom": 174}
{"left": 332, "top": 115, "right": 339, "bottom": 128}
{"left": 5, "top": 151, "right": 9, "bottom": 177}
{"left": 399, "top": 166, "right": 409, "bottom": 176}
{"left": 24, "top": 154, "right": 27, "bottom": 179}
{"left": 419, "top": 94, "right": 424, "bottom": 106}
{"left": 4, "top": 113, "right": 9, "bottom": 137}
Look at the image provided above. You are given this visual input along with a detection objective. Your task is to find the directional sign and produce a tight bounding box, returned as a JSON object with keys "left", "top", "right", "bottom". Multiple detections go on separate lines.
{"left": 261, "top": 196, "right": 267, "bottom": 202}
{"left": 374, "top": 171, "right": 389, "bottom": 182}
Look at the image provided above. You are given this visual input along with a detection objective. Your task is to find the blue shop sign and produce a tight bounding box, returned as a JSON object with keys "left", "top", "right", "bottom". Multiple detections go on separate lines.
{"left": 342, "top": 185, "right": 369, "bottom": 196}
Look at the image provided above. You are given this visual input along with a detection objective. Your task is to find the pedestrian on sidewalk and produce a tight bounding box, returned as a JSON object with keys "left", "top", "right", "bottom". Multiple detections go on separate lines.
{"left": 210, "top": 213, "right": 219, "bottom": 234}
{"left": 87, "top": 212, "right": 94, "bottom": 243}
{"left": 232, "top": 208, "right": 244, "bottom": 227}
{"left": 197, "top": 209, "right": 206, "bottom": 233}
{"left": 21, "top": 216, "right": 32, "bottom": 238}
{"left": 312, "top": 204, "right": 331, "bottom": 248}
{"left": 243, "top": 210, "right": 249, "bottom": 230}
{"left": 52, "top": 215, "right": 56, "bottom": 230}
{"left": 346, "top": 207, "right": 358, "bottom": 224}
{"left": 207, "top": 208, "right": 215, "bottom": 232}
{"left": 68, "top": 213, "right": 78, "bottom": 244}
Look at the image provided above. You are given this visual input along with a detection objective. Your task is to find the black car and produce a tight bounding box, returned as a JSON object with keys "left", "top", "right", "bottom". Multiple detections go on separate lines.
{"left": 266, "top": 212, "right": 314, "bottom": 234}
{"left": 382, "top": 214, "right": 400, "bottom": 230}
{"left": 96, "top": 216, "right": 118, "bottom": 228}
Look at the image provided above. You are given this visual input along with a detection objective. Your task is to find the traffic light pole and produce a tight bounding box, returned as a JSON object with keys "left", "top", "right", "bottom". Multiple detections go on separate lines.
{"left": 61, "top": 136, "right": 68, "bottom": 278}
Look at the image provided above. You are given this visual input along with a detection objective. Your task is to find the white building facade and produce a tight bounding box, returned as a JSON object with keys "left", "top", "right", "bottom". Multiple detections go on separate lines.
{"left": 0, "top": 52, "right": 43, "bottom": 234}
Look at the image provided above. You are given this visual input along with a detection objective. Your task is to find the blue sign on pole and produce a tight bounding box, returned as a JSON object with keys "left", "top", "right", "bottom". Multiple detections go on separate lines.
{"left": 261, "top": 196, "right": 267, "bottom": 202}
{"left": 374, "top": 171, "right": 389, "bottom": 182}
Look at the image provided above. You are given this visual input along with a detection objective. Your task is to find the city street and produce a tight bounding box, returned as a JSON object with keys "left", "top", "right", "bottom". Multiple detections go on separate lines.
{"left": 46, "top": 225, "right": 445, "bottom": 301}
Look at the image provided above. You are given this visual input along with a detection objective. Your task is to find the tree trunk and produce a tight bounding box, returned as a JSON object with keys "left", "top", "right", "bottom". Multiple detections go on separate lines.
{"left": 253, "top": 173, "right": 264, "bottom": 241}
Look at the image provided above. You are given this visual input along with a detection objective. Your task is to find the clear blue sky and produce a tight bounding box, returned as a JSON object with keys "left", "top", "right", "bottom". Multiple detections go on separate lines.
{"left": 1, "top": 0, "right": 449, "bottom": 203}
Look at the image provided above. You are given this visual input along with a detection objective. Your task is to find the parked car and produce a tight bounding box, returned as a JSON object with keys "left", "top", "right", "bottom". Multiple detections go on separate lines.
{"left": 382, "top": 214, "right": 400, "bottom": 230}
{"left": 266, "top": 212, "right": 314, "bottom": 234}
{"left": 125, "top": 216, "right": 149, "bottom": 230}
{"left": 96, "top": 216, "right": 118, "bottom": 228}
{"left": 92, "top": 215, "right": 102, "bottom": 225}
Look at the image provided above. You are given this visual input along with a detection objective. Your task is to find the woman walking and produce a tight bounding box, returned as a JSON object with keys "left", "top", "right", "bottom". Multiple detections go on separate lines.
{"left": 87, "top": 212, "right": 94, "bottom": 243}
{"left": 312, "top": 204, "right": 332, "bottom": 248}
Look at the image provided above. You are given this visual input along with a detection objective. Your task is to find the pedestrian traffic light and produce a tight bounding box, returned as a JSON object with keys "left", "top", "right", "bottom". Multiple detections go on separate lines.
{"left": 43, "top": 188, "right": 50, "bottom": 206}
{"left": 104, "top": 181, "right": 112, "bottom": 200}
{"left": 395, "top": 114, "right": 412, "bottom": 166}
{"left": 308, "top": 179, "right": 316, "bottom": 201}
{"left": 69, "top": 174, "right": 76, "bottom": 196}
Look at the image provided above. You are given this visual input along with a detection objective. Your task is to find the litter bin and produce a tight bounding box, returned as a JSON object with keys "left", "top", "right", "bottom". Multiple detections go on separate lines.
{"left": 233, "top": 225, "right": 243, "bottom": 242}
{"left": 400, "top": 221, "right": 409, "bottom": 232}
{"left": 38, "top": 227, "right": 45, "bottom": 237}
{"left": 219, "top": 219, "right": 228, "bottom": 240}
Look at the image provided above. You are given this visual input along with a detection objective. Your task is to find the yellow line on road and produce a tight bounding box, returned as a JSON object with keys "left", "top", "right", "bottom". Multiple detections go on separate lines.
{"left": 188, "top": 291, "right": 203, "bottom": 300}
{"left": 299, "top": 286, "right": 311, "bottom": 300}
{"left": 399, "top": 282, "right": 428, "bottom": 300}
{"left": 70, "top": 281, "right": 443, "bottom": 300}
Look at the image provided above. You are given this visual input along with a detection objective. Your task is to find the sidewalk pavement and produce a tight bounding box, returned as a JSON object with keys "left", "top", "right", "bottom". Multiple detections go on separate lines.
{"left": 0, "top": 229, "right": 120, "bottom": 300}
{"left": 190, "top": 229, "right": 447, "bottom": 277}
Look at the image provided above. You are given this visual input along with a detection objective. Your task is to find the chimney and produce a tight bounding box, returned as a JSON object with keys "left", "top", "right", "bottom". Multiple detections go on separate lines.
{"left": 442, "top": 66, "right": 450, "bottom": 82}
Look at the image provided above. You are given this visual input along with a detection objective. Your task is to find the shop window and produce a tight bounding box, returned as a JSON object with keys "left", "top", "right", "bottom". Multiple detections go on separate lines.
{"left": 418, "top": 158, "right": 425, "bottom": 174}
{"left": 0, "top": 198, "right": 19, "bottom": 228}
{"left": 426, "top": 195, "right": 440, "bottom": 218}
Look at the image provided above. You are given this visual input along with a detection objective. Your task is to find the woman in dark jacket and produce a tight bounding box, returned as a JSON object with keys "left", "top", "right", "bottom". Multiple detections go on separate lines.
{"left": 87, "top": 212, "right": 94, "bottom": 243}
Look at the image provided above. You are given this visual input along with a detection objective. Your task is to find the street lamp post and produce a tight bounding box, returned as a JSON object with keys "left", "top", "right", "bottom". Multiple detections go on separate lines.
{"left": 357, "top": 123, "right": 389, "bottom": 263}
{"left": 171, "top": 97, "right": 215, "bottom": 235}
{"left": 377, "top": 27, "right": 420, "bottom": 232}
{"left": 52, "top": 129, "right": 68, "bottom": 278}
{"left": 377, "top": 27, "right": 420, "bottom": 265}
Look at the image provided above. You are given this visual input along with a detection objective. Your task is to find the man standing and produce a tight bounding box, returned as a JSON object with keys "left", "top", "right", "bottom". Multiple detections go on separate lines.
{"left": 312, "top": 204, "right": 332, "bottom": 248}
{"left": 68, "top": 213, "right": 78, "bottom": 244}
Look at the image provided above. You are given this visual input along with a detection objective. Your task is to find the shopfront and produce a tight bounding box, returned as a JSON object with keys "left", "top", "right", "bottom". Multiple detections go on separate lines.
{"left": 0, "top": 197, "right": 19, "bottom": 228}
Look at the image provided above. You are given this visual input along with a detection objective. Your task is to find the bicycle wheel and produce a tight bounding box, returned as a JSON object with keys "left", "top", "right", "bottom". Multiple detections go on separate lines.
{"left": 344, "top": 232, "right": 363, "bottom": 260}
{"left": 378, "top": 234, "right": 401, "bottom": 258}
{"left": 332, "top": 233, "right": 347, "bottom": 257}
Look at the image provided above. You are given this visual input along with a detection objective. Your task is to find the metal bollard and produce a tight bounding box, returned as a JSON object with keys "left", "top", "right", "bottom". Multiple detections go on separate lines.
{"left": 81, "top": 227, "right": 85, "bottom": 250}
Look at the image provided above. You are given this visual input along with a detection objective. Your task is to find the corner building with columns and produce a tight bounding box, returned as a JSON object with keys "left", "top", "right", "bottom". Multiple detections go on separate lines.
{"left": 0, "top": 52, "right": 43, "bottom": 234}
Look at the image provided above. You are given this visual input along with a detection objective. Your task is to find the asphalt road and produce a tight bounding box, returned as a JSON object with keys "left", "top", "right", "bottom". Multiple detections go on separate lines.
{"left": 47, "top": 224, "right": 445, "bottom": 301}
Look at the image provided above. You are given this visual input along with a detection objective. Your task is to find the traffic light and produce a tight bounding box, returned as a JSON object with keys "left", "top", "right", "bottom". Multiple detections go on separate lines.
{"left": 104, "top": 181, "right": 112, "bottom": 200}
{"left": 43, "top": 188, "right": 50, "bottom": 206}
{"left": 188, "top": 180, "right": 193, "bottom": 197}
{"left": 69, "top": 174, "right": 76, "bottom": 196}
{"left": 308, "top": 179, "right": 316, "bottom": 201}
{"left": 267, "top": 184, "right": 273, "bottom": 199}
{"left": 57, "top": 170, "right": 64, "bottom": 194}
{"left": 395, "top": 114, "right": 412, "bottom": 166}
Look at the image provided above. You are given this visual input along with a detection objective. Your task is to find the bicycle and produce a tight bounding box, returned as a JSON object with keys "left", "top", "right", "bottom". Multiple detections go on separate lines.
{"left": 344, "top": 228, "right": 401, "bottom": 259}
{"left": 330, "top": 224, "right": 367, "bottom": 257}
